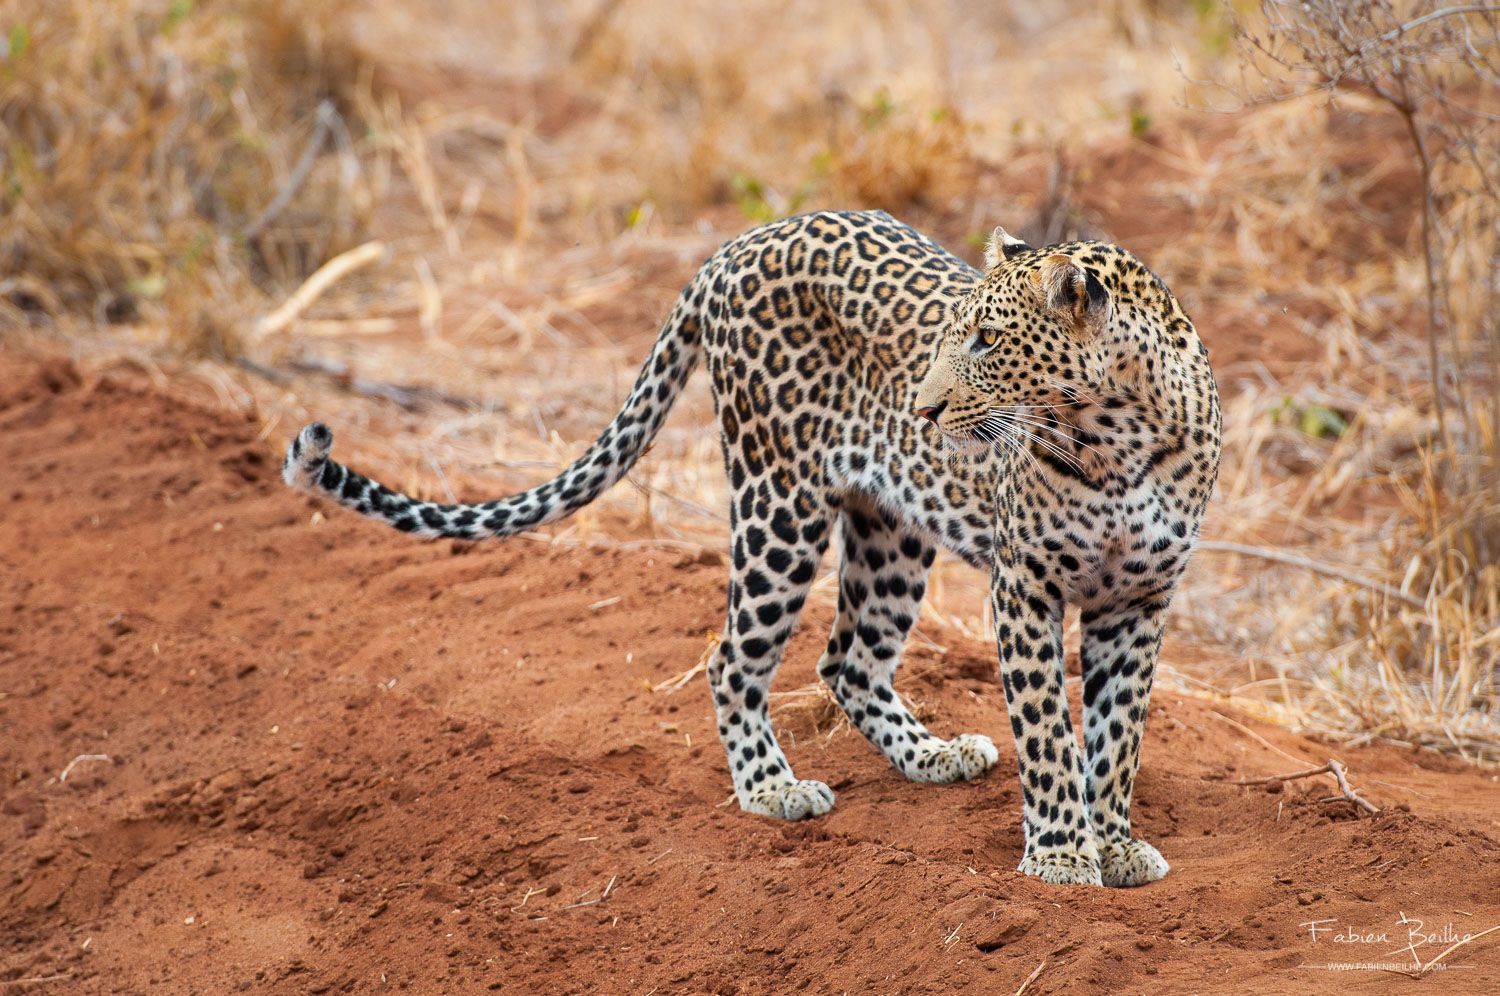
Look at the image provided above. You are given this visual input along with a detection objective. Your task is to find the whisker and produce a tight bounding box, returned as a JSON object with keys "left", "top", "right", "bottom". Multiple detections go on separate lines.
{"left": 1049, "top": 382, "right": 1101, "bottom": 407}
{"left": 986, "top": 406, "right": 1108, "bottom": 462}
{"left": 1005, "top": 425, "right": 1044, "bottom": 473}
{"left": 982, "top": 414, "right": 1065, "bottom": 472}
{"left": 1000, "top": 399, "right": 1088, "bottom": 411}
{"left": 1019, "top": 429, "right": 1084, "bottom": 468}
{"left": 973, "top": 414, "right": 1032, "bottom": 469}
{"left": 987, "top": 413, "right": 1086, "bottom": 471}
{"left": 985, "top": 405, "right": 1082, "bottom": 433}
{"left": 990, "top": 411, "right": 1107, "bottom": 462}
{"left": 995, "top": 410, "right": 1076, "bottom": 433}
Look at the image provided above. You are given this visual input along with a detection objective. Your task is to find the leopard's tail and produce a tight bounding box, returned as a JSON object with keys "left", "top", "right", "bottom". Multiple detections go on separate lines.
{"left": 281, "top": 292, "right": 705, "bottom": 539}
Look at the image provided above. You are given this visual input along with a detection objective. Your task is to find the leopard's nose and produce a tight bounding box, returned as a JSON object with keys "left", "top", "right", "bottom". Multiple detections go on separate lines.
{"left": 915, "top": 401, "right": 947, "bottom": 424}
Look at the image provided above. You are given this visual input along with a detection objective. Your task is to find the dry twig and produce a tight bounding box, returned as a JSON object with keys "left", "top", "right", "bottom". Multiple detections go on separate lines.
{"left": 1227, "top": 759, "right": 1380, "bottom": 815}
{"left": 1, "top": 973, "right": 73, "bottom": 986}
{"left": 237, "top": 356, "right": 482, "bottom": 412}
{"left": 1014, "top": 960, "right": 1046, "bottom": 996}
{"left": 59, "top": 754, "right": 112, "bottom": 783}
{"left": 255, "top": 241, "right": 386, "bottom": 338}
{"left": 244, "top": 101, "right": 338, "bottom": 240}
{"left": 1415, "top": 922, "right": 1500, "bottom": 977}
{"left": 1197, "top": 540, "right": 1424, "bottom": 608}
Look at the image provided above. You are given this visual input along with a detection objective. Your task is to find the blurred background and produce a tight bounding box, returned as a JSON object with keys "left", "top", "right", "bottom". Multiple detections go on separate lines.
{"left": 2, "top": 0, "right": 1496, "bottom": 760}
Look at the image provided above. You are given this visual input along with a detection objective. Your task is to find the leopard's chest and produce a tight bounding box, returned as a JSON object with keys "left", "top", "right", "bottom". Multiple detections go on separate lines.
{"left": 1013, "top": 479, "right": 1198, "bottom": 610}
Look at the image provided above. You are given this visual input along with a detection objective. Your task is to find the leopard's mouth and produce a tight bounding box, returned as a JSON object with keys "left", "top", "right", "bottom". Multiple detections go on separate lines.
{"left": 934, "top": 424, "right": 992, "bottom": 455}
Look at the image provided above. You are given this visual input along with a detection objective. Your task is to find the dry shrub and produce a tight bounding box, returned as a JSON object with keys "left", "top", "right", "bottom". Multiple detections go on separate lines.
{"left": 0, "top": 0, "right": 373, "bottom": 349}
{"left": 566, "top": 1, "right": 977, "bottom": 219}
{"left": 771, "top": 677, "right": 938, "bottom": 745}
{"left": 344, "top": 1, "right": 1234, "bottom": 242}
{"left": 548, "top": 0, "right": 1225, "bottom": 225}
{"left": 823, "top": 94, "right": 971, "bottom": 211}
{"left": 1203, "top": 1, "right": 1500, "bottom": 758}
{"left": 771, "top": 682, "right": 851, "bottom": 745}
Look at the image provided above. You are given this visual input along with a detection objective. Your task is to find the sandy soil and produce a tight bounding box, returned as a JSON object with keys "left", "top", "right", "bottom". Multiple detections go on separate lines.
{"left": 3, "top": 351, "right": 1499, "bottom": 994}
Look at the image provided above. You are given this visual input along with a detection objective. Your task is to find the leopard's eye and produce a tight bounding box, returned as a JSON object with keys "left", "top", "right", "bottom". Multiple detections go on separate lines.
{"left": 971, "top": 326, "right": 999, "bottom": 353}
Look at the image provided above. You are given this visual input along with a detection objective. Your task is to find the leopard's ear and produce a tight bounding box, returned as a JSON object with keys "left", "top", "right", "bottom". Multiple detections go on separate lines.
{"left": 983, "top": 226, "right": 1032, "bottom": 270}
{"left": 1034, "top": 253, "right": 1110, "bottom": 336}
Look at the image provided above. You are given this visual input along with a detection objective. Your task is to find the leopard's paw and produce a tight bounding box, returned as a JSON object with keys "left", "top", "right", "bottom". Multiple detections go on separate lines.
{"left": 905, "top": 734, "right": 999, "bottom": 784}
{"left": 742, "top": 779, "right": 835, "bottom": 821}
{"left": 1099, "top": 837, "right": 1169, "bottom": 887}
{"left": 1017, "top": 849, "right": 1103, "bottom": 887}
{"left": 284, "top": 422, "right": 334, "bottom": 490}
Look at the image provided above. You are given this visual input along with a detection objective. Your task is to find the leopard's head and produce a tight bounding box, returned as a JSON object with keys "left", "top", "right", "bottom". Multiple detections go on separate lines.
{"left": 914, "top": 227, "right": 1111, "bottom": 449}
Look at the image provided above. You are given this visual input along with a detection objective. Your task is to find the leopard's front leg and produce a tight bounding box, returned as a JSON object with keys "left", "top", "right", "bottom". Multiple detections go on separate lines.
{"left": 1081, "top": 599, "right": 1171, "bottom": 887}
{"left": 991, "top": 566, "right": 1101, "bottom": 887}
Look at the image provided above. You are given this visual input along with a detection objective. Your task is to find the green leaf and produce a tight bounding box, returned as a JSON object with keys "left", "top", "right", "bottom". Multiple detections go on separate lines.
{"left": 730, "top": 172, "right": 775, "bottom": 223}
{"left": 165, "top": 0, "right": 195, "bottom": 32}
{"left": 7, "top": 24, "right": 29, "bottom": 60}
{"left": 182, "top": 230, "right": 211, "bottom": 266}
{"left": 1298, "top": 404, "right": 1348, "bottom": 439}
{"left": 862, "top": 89, "right": 896, "bottom": 130}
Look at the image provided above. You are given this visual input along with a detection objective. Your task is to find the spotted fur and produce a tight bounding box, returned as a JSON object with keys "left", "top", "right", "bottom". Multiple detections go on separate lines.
{"left": 283, "top": 211, "right": 1221, "bottom": 887}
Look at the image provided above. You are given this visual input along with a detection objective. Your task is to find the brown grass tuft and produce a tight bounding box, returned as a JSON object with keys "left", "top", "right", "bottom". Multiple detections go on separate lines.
{"left": 1, "top": 0, "right": 374, "bottom": 348}
{"left": 1193, "top": 1, "right": 1500, "bottom": 760}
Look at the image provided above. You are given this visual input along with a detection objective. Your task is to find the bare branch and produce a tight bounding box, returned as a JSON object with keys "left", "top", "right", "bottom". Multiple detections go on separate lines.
{"left": 1224, "top": 758, "right": 1381, "bottom": 815}
{"left": 1373, "top": 5, "right": 1500, "bottom": 47}
{"left": 1196, "top": 541, "right": 1425, "bottom": 608}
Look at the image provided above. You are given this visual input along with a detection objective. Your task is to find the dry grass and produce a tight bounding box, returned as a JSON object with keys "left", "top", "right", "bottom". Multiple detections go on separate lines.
{"left": 5, "top": 0, "right": 1496, "bottom": 761}
{"left": 0, "top": 0, "right": 382, "bottom": 349}
{"left": 1160, "top": 1, "right": 1500, "bottom": 760}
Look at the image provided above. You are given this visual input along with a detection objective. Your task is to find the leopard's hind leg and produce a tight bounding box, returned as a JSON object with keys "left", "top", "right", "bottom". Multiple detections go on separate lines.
{"left": 709, "top": 496, "right": 835, "bottom": 820}
{"left": 818, "top": 496, "right": 998, "bottom": 784}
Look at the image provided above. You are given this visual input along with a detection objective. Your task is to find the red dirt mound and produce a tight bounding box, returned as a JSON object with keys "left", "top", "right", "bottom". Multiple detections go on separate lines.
{"left": 2, "top": 353, "right": 1498, "bottom": 994}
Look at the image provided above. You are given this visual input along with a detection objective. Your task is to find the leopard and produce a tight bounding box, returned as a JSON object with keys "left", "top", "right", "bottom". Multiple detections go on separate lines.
{"left": 282, "top": 210, "right": 1221, "bottom": 887}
